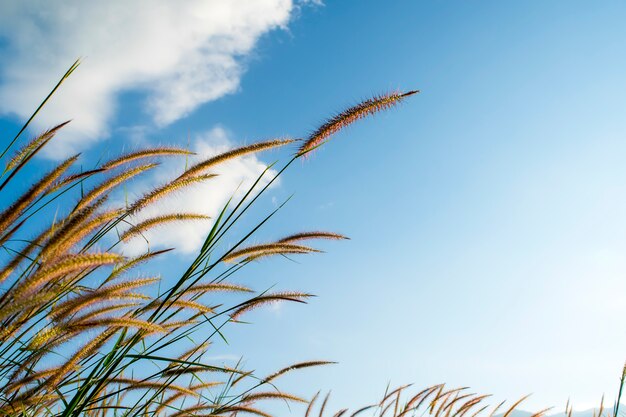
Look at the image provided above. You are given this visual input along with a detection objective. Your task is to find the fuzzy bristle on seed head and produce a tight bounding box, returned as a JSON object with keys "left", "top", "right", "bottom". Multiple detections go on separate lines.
{"left": 298, "top": 90, "right": 419, "bottom": 156}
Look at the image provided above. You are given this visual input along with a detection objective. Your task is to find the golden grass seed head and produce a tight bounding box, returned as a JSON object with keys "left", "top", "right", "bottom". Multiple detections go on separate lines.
{"left": 178, "top": 138, "right": 295, "bottom": 180}
{"left": 379, "top": 400, "right": 395, "bottom": 417}
{"left": 222, "top": 243, "right": 321, "bottom": 263}
{"left": 0, "top": 291, "right": 57, "bottom": 322}
{"left": 29, "top": 326, "right": 61, "bottom": 350}
{"left": 5, "top": 121, "right": 71, "bottom": 172}
{"left": 456, "top": 396, "right": 492, "bottom": 417}
{"left": 242, "top": 392, "right": 307, "bottom": 404}
{"left": 152, "top": 381, "right": 222, "bottom": 415}
{"left": 187, "top": 282, "right": 253, "bottom": 295}
{"left": 110, "top": 378, "right": 199, "bottom": 397}
{"left": 0, "top": 225, "right": 54, "bottom": 285}
{"left": 319, "top": 392, "right": 331, "bottom": 417}
{"left": 161, "top": 364, "right": 239, "bottom": 377}
{"left": 0, "top": 393, "right": 58, "bottom": 415}
{"left": 69, "top": 302, "right": 143, "bottom": 324}
{"left": 46, "top": 168, "right": 106, "bottom": 195}
{"left": 218, "top": 406, "right": 274, "bottom": 417}
{"left": 52, "top": 278, "right": 157, "bottom": 322}
{"left": 48, "top": 208, "right": 125, "bottom": 256}
{"left": 175, "top": 341, "right": 212, "bottom": 363}
{"left": 381, "top": 384, "right": 413, "bottom": 406}
{"left": 229, "top": 292, "right": 314, "bottom": 321}
{"left": 469, "top": 405, "right": 491, "bottom": 417}
{"left": 120, "top": 213, "right": 210, "bottom": 242}
{"left": 277, "top": 231, "right": 349, "bottom": 243}
{"left": 40, "top": 197, "right": 112, "bottom": 259}
{"left": 486, "top": 400, "right": 507, "bottom": 417}
{"left": 168, "top": 404, "right": 217, "bottom": 417}
{"left": 440, "top": 393, "right": 476, "bottom": 417}
{"left": 75, "top": 162, "right": 158, "bottom": 211}
{"left": 298, "top": 90, "right": 419, "bottom": 156}
{"left": 128, "top": 174, "right": 217, "bottom": 214}
{"left": 45, "top": 329, "right": 117, "bottom": 388}
{"left": 0, "top": 153, "right": 79, "bottom": 235}
{"left": 349, "top": 405, "right": 378, "bottom": 417}
{"left": 145, "top": 298, "right": 214, "bottom": 314}
{"left": 161, "top": 319, "right": 198, "bottom": 331}
{"left": 108, "top": 248, "right": 173, "bottom": 279}
{"left": 190, "top": 381, "right": 223, "bottom": 390}
{"left": 501, "top": 396, "right": 531, "bottom": 417}
{"left": 408, "top": 385, "right": 445, "bottom": 413}
{"left": 529, "top": 408, "right": 554, "bottom": 417}
{"left": 101, "top": 147, "right": 194, "bottom": 170}
{"left": 13, "top": 252, "right": 124, "bottom": 299}
{"left": 262, "top": 360, "right": 335, "bottom": 384}
{"left": 69, "top": 317, "right": 165, "bottom": 334}
{"left": 2, "top": 368, "right": 59, "bottom": 395}
{"left": 333, "top": 409, "right": 349, "bottom": 417}
{"left": 306, "top": 391, "right": 321, "bottom": 417}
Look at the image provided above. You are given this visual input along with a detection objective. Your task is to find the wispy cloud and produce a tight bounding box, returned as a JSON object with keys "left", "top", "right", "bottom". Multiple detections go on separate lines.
{"left": 205, "top": 354, "right": 243, "bottom": 363}
{"left": 121, "top": 126, "right": 280, "bottom": 255}
{"left": 0, "top": 1, "right": 293, "bottom": 158}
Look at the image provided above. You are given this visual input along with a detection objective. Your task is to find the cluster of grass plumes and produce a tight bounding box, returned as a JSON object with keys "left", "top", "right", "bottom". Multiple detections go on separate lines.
{"left": 309, "top": 377, "right": 626, "bottom": 417}
{"left": 306, "top": 384, "right": 532, "bottom": 417}
{"left": 0, "top": 61, "right": 418, "bottom": 416}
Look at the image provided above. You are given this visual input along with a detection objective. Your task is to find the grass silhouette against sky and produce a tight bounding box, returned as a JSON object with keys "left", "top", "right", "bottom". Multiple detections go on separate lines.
{"left": 0, "top": 0, "right": 624, "bottom": 413}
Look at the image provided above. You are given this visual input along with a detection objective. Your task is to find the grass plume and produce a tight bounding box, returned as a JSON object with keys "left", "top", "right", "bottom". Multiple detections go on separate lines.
{"left": 298, "top": 90, "right": 419, "bottom": 155}
{"left": 121, "top": 213, "right": 210, "bottom": 242}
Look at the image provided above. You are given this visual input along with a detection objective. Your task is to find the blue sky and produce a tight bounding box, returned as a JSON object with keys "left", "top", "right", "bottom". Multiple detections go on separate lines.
{"left": 0, "top": 0, "right": 625, "bottom": 413}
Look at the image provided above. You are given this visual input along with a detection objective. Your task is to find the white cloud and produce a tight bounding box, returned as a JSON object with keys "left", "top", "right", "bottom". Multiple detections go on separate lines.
{"left": 121, "top": 126, "right": 279, "bottom": 255}
{"left": 0, "top": 0, "right": 293, "bottom": 158}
